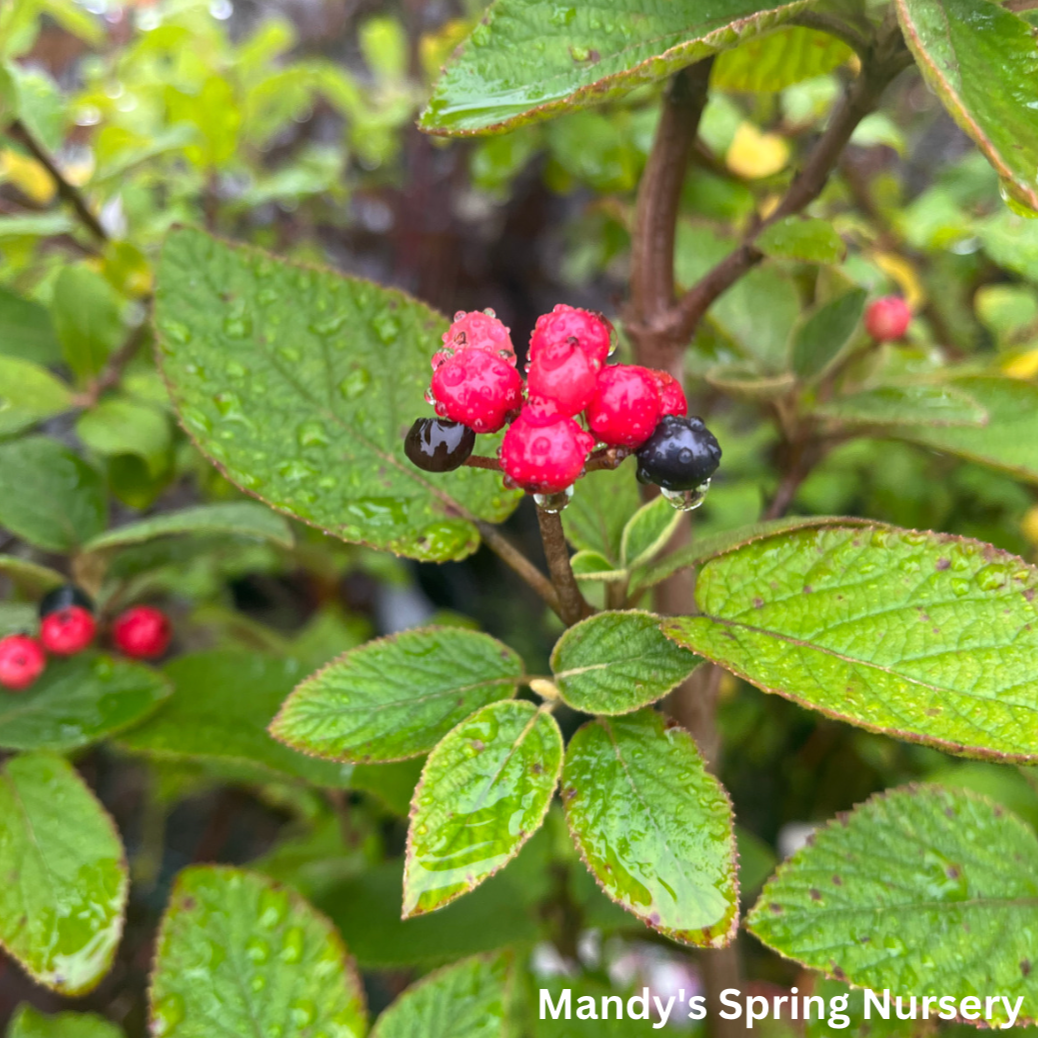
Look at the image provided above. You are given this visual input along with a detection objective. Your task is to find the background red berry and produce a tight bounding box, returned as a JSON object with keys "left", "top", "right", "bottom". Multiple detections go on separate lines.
{"left": 40, "top": 606, "right": 96, "bottom": 655}
{"left": 586, "top": 365, "right": 661, "bottom": 448}
{"left": 112, "top": 606, "right": 172, "bottom": 660}
{"left": 529, "top": 304, "right": 612, "bottom": 366}
{"left": 648, "top": 369, "right": 688, "bottom": 417}
{"left": 526, "top": 337, "right": 598, "bottom": 416}
{"left": 0, "top": 635, "right": 46, "bottom": 691}
{"left": 864, "top": 295, "right": 911, "bottom": 340}
{"left": 499, "top": 408, "right": 595, "bottom": 494}
{"left": 430, "top": 348, "right": 523, "bottom": 433}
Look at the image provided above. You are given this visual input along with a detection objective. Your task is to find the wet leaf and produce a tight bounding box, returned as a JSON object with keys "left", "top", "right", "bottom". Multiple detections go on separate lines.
{"left": 404, "top": 700, "right": 562, "bottom": 916}
{"left": 0, "top": 754, "right": 127, "bottom": 995}
{"left": 150, "top": 866, "right": 367, "bottom": 1038}
{"left": 271, "top": 627, "right": 523, "bottom": 763}
{"left": 814, "top": 383, "right": 988, "bottom": 427}
{"left": 713, "top": 27, "right": 851, "bottom": 92}
{"left": 570, "top": 549, "right": 626, "bottom": 582}
{"left": 0, "top": 356, "right": 72, "bottom": 436}
{"left": 551, "top": 611, "right": 700, "bottom": 715}
{"left": 420, "top": 0, "right": 812, "bottom": 135}
{"left": 748, "top": 785, "right": 1038, "bottom": 1027}
{"left": 620, "top": 496, "right": 682, "bottom": 570}
{"left": 756, "top": 216, "right": 846, "bottom": 265}
{"left": 663, "top": 524, "right": 1038, "bottom": 761}
{"left": 8, "top": 1005, "right": 124, "bottom": 1038}
{"left": 0, "top": 654, "right": 171, "bottom": 753}
{"left": 562, "top": 460, "right": 641, "bottom": 565}
{"left": 562, "top": 709, "right": 738, "bottom": 946}
{"left": 791, "top": 288, "right": 867, "bottom": 380}
{"left": 155, "top": 227, "right": 518, "bottom": 562}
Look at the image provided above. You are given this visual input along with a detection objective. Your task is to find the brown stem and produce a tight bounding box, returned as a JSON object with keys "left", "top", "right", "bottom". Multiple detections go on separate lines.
{"left": 6, "top": 119, "right": 108, "bottom": 244}
{"left": 477, "top": 520, "right": 562, "bottom": 619}
{"left": 535, "top": 505, "right": 590, "bottom": 626}
{"left": 73, "top": 313, "right": 151, "bottom": 408}
{"left": 463, "top": 454, "right": 502, "bottom": 470}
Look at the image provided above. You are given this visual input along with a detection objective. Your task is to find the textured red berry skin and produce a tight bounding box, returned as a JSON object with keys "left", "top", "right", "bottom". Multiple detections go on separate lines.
{"left": 864, "top": 296, "right": 911, "bottom": 341}
{"left": 112, "top": 606, "right": 172, "bottom": 659}
{"left": 529, "top": 304, "right": 612, "bottom": 367}
{"left": 40, "top": 606, "right": 96, "bottom": 656}
{"left": 499, "top": 407, "right": 595, "bottom": 494}
{"left": 434, "top": 309, "right": 515, "bottom": 369}
{"left": 526, "top": 337, "right": 599, "bottom": 416}
{"left": 648, "top": 369, "right": 688, "bottom": 417}
{"left": 586, "top": 365, "right": 662, "bottom": 448}
{"left": 0, "top": 635, "right": 45, "bottom": 691}
{"left": 430, "top": 348, "right": 523, "bottom": 433}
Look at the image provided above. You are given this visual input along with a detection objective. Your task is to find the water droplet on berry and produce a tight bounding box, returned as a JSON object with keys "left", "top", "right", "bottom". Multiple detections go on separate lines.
{"left": 454, "top": 310, "right": 467, "bottom": 322}
{"left": 483, "top": 307, "right": 498, "bottom": 318}
{"left": 533, "top": 486, "right": 574, "bottom": 513}
{"left": 662, "top": 479, "right": 711, "bottom": 512}
{"left": 532, "top": 436, "right": 551, "bottom": 454}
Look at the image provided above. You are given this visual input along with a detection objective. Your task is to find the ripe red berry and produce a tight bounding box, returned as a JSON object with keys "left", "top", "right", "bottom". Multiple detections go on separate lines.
{"left": 529, "top": 304, "right": 612, "bottom": 367}
{"left": 526, "top": 337, "right": 599, "bottom": 416}
{"left": 430, "top": 348, "right": 523, "bottom": 433}
{"left": 435, "top": 309, "right": 515, "bottom": 369}
{"left": 648, "top": 369, "right": 688, "bottom": 417}
{"left": 864, "top": 296, "right": 911, "bottom": 341}
{"left": 499, "top": 406, "right": 595, "bottom": 494}
{"left": 40, "top": 606, "right": 97, "bottom": 656}
{"left": 112, "top": 606, "right": 172, "bottom": 660}
{"left": 0, "top": 635, "right": 46, "bottom": 691}
{"left": 586, "top": 365, "right": 661, "bottom": 448}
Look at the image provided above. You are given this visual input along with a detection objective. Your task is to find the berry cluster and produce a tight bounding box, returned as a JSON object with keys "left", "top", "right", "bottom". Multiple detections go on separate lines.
{"left": 0, "top": 585, "right": 173, "bottom": 692}
{"left": 406, "top": 306, "right": 722, "bottom": 499}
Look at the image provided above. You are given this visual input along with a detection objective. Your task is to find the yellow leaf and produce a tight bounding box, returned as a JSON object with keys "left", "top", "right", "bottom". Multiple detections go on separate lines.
{"left": 420, "top": 19, "right": 473, "bottom": 82}
{"left": 726, "top": 123, "right": 790, "bottom": 179}
{"left": 1021, "top": 504, "right": 1038, "bottom": 547}
{"left": 871, "top": 250, "right": 926, "bottom": 309}
{"left": 1004, "top": 348, "right": 1038, "bottom": 380}
{"left": 0, "top": 149, "right": 55, "bottom": 204}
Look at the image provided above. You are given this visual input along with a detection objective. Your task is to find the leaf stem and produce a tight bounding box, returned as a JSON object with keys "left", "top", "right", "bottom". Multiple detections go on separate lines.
{"left": 72, "top": 308, "right": 152, "bottom": 408}
{"left": 476, "top": 520, "right": 563, "bottom": 618}
{"left": 535, "top": 505, "right": 591, "bottom": 626}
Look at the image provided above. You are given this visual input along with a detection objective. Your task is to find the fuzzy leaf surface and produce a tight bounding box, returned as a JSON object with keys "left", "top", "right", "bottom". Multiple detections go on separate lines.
{"left": 814, "top": 383, "right": 987, "bottom": 427}
{"left": 620, "top": 496, "right": 682, "bottom": 570}
{"left": 562, "top": 461, "right": 641, "bottom": 565}
{"left": 712, "top": 27, "right": 851, "bottom": 92}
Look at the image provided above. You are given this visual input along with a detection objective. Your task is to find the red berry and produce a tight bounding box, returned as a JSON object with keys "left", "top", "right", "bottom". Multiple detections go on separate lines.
{"left": 648, "top": 369, "right": 688, "bottom": 417}
{"left": 434, "top": 309, "right": 515, "bottom": 369}
{"left": 526, "top": 337, "right": 599, "bottom": 416}
{"left": 430, "top": 348, "right": 523, "bottom": 433}
{"left": 112, "top": 606, "right": 172, "bottom": 660}
{"left": 864, "top": 296, "right": 911, "bottom": 341}
{"left": 586, "top": 365, "right": 661, "bottom": 448}
{"left": 0, "top": 635, "right": 46, "bottom": 691}
{"left": 40, "top": 606, "right": 96, "bottom": 656}
{"left": 529, "top": 304, "right": 612, "bottom": 367}
{"left": 499, "top": 407, "right": 595, "bottom": 494}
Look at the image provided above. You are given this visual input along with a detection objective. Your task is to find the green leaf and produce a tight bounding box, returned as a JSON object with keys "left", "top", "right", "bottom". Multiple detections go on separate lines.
{"left": 562, "top": 709, "right": 738, "bottom": 945}
{"left": 756, "top": 216, "right": 846, "bottom": 264}
{"left": 150, "top": 866, "right": 367, "bottom": 1038}
{"left": 747, "top": 785, "right": 1038, "bottom": 1027}
{"left": 895, "top": 0, "right": 1038, "bottom": 213}
{"left": 82, "top": 501, "right": 293, "bottom": 552}
{"left": 570, "top": 549, "right": 627, "bottom": 582}
{"left": 0, "top": 285, "right": 61, "bottom": 363}
{"left": 814, "top": 383, "right": 988, "bottom": 427}
{"left": 0, "top": 436, "right": 106, "bottom": 551}
{"left": 0, "top": 654, "right": 171, "bottom": 753}
{"left": 8, "top": 1005, "right": 124, "bottom": 1038}
{"left": 419, "top": 0, "right": 812, "bottom": 135}
{"left": 620, "top": 496, "right": 682, "bottom": 570}
{"left": 562, "top": 461, "right": 642, "bottom": 565}
{"left": 791, "top": 288, "right": 867, "bottom": 380}
{"left": 712, "top": 27, "right": 852, "bottom": 92}
{"left": 51, "top": 266, "right": 124, "bottom": 383}
{"left": 0, "top": 356, "right": 72, "bottom": 436}
{"left": 0, "top": 753, "right": 127, "bottom": 995}
{"left": 76, "top": 397, "right": 170, "bottom": 477}
{"left": 663, "top": 524, "right": 1038, "bottom": 761}
{"left": 551, "top": 611, "right": 700, "bottom": 715}
{"left": 404, "top": 700, "right": 562, "bottom": 916}
{"left": 0, "top": 555, "right": 64, "bottom": 595}
{"left": 370, "top": 953, "right": 510, "bottom": 1038}
{"left": 0, "top": 603, "right": 35, "bottom": 636}
{"left": 0, "top": 214, "right": 74, "bottom": 238}
{"left": 271, "top": 627, "right": 523, "bottom": 763}
{"left": 155, "top": 227, "right": 518, "bottom": 562}
{"left": 117, "top": 652, "right": 353, "bottom": 788}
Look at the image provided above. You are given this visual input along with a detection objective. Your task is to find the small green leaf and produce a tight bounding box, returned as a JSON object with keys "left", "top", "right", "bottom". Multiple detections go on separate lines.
{"left": 791, "top": 288, "right": 867, "bottom": 380}
{"left": 117, "top": 652, "right": 353, "bottom": 788}
{"left": 404, "top": 700, "right": 562, "bottom": 916}
{"left": 82, "top": 501, "right": 293, "bottom": 552}
{"left": 0, "top": 654, "right": 171, "bottom": 753}
{"left": 562, "top": 709, "right": 738, "bottom": 946}
{"left": 0, "top": 356, "right": 72, "bottom": 436}
{"left": 570, "top": 549, "right": 627, "bottom": 582}
{"left": 0, "top": 436, "right": 106, "bottom": 551}
{"left": 8, "top": 1004, "right": 124, "bottom": 1038}
{"left": 76, "top": 397, "right": 170, "bottom": 477}
{"left": 813, "top": 383, "right": 988, "bottom": 427}
{"left": 620, "top": 496, "right": 682, "bottom": 570}
{"left": 756, "top": 216, "right": 846, "bottom": 265}
{"left": 370, "top": 953, "right": 510, "bottom": 1038}
{"left": 663, "top": 524, "right": 1038, "bottom": 761}
{"left": 0, "top": 753, "right": 128, "bottom": 995}
{"left": 51, "top": 266, "right": 124, "bottom": 383}
{"left": 748, "top": 785, "right": 1038, "bottom": 1027}
{"left": 155, "top": 228, "right": 518, "bottom": 562}
{"left": 150, "top": 866, "right": 367, "bottom": 1038}
{"left": 551, "top": 611, "right": 700, "bottom": 715}
{"left": 0, "top": 555, "right": 64, "bottom": 595}
{"left": 562, "top": 460, "right": 642, "bottom": 564}
{"left": 0, "top": 285, "right": 61, "bottom": 364}
{"left": 712, "top": 27, "right": 852, "bottom": 92}
{"left": 271, "top": 627, "right": 523, "bottom": 763}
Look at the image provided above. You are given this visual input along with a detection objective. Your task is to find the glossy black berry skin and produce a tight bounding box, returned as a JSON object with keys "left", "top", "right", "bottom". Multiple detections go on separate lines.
{"left": 405, "top": 418, "right": 476, "bottom": 473}
{"left": 39, "top": 583, "right": 94, "bottom": 619}
{"left": 635, "top": 415, "right": 721, "bottom": 491}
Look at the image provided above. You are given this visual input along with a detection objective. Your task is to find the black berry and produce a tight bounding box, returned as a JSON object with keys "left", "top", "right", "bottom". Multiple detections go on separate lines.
{"left": 404, "top": 418, "right": 476, "bottom": 473}
{"left": 39, "top": 583, "right": 94, "bottom": 619}
{"left": 635, "top": 415, "right": 722, "bottom": 491}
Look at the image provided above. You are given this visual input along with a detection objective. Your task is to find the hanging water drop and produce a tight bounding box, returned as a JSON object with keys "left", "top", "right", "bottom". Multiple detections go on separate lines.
{"left": 662, "top": 479, "right": 711, "bottom": 512}
{"left": 533, "top": 486, "right": 574, "bottom": 513}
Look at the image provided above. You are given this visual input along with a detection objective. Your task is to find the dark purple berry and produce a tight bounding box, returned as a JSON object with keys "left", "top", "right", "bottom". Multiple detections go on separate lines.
{"left": 39, "top": 583, "right": 94, "bottom": 620}
{"left": 404, "top": 418, "right": 476, "bottom": 473}
{"left": 635, "top": 415, "right": 721, "bottom": 491}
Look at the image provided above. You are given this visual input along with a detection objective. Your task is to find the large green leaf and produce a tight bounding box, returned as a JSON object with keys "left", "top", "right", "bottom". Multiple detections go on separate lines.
{"left": 895, "top": 0, "right": 1038, "bottom": 213}
{"left": 0, "top": 654, "right": 171, "bottom": 752}
{"left": 0, "top": 753, "right": 127, "bottom": 995}
{"left": 712, "top": 27, "right": 851, "bottom": 92}
{"left": 8, "top": 1005, "right": 124, "bottom": 1038}
{"left": 420, "top": 0, "right": 812, "bottom": 136}
{"left": 150, "top": 866, "right": 367, "bottom": 1038}
{"left": 748, "top": 785, "right": 1038, "bottom": 1027}
{"left": 117, "top": 651, "right": 353, "bottom": 787}
{"left": 0, "top": 356, "right": 72, "bottom": 437}
{"left": 369, "top": 953, "right": 510, "bottom": 1038}
{"left": 562, "top": 709, "right": 738, "bottom": 946}
{"left": 155, "top": 227, "right": 518, "bottom": 561}
{"left": 550, "top": 611, "right": 700, "bottom": 715}
{"left": 404, "top": 700, "right": 562, "bottom": 916}
{"left": 663, "top": 525, "right": 1038, "bottom": 761}
{"left": 814, "top": 382, "right": 988, "bottom": 427}
{"left": 271, "top": 627, "right": 523, "bottom": 763}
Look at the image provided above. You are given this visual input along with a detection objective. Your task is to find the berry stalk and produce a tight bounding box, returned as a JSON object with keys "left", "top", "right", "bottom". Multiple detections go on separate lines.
{"left": 535, "top": 505, "right": 590, "bottom": 627}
